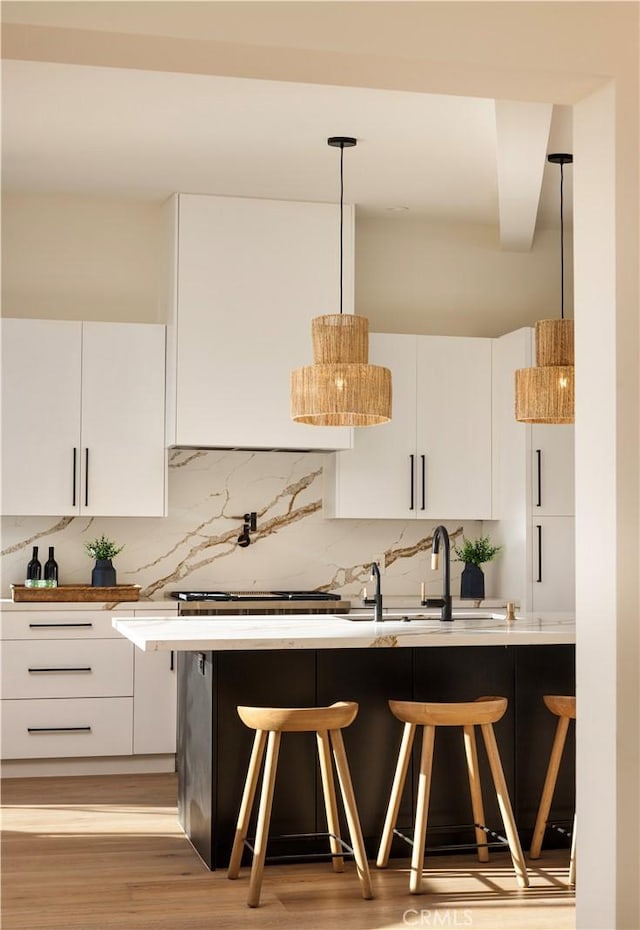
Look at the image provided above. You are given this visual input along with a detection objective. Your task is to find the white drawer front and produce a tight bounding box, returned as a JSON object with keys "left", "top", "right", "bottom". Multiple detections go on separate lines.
{"left": 1, "top": 640, "right": 133, "bottom": 699}
{"left": 1, "top": 611, "right": 128, "bottom": 641}
{"left": 1, "top": 697, "right": 133, "bottom": 759}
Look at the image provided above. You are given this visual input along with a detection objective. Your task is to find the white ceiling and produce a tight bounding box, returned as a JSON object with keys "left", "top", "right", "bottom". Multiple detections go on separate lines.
{"left": 1, "top": 2, "right": 574, "bottom": 248}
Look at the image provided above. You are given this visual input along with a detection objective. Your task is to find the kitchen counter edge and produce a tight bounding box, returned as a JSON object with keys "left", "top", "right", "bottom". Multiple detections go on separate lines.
{"left": 112, "top": 612, "right": 575, "bottom": 651}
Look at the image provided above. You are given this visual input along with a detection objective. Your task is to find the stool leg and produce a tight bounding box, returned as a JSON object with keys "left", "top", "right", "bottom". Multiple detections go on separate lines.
{"left": 410, "top": 724, "right": 435, "bottom": 895}
{"left": 329, "top": 728, "right": 373, "bottom": 900}
{"left": 377, "top": 722, "right": 416, "bottom": 868}
{"left": 317, "top": 729, "right": 345, "bottom": 873}
{"left": 247, "top": 730, "right": 281, "bottom": 908}
{"left": 568, "top": 813, "right": 576, "bottom": 886}
{"left": 530, "top": 715, "right": 570, "bottom": 859}
{"left": 481, "top": 722, "right": 529, "bottom": 888}
{"left": 228, "top": 729, "right": 268, "bottom": 879}
{"left": 463, "top": 724, "right": 490, "bottom": 863}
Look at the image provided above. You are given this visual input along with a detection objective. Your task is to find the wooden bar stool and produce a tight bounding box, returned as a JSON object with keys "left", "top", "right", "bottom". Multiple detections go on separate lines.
{"left": 529, "top": 694, "right": 576, "bottom": 885}
{"left": 376, "top": 696, "right": 529, "bottom": 894}
{"left": 227, "top": 700, "right": 373, "bottom": 908}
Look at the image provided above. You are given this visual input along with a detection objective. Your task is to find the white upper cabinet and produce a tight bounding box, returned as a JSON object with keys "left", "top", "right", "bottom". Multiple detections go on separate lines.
{"left": 530, "top": 424, "right": 574, "bottom": 516}
{"left": 164, "top": 193, "right": 354, "bottom": 451}
{"left": 325, "top": 333, "right": 492, "bottom": 519}
{"left": 324, "top": 334, "right": 418, "bottom": 518}
{"left": 416, "top": 336, "right": 492, "bottom": 519}
{"left": 1, "top": 319, "right": 166, "bottom": 517}
{"left": 2, "top": 319, "right": 81, "bottom": 516}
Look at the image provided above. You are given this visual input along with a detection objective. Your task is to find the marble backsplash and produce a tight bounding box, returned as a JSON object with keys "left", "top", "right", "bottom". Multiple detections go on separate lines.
{"left": 0, "top": 450, "right": 488, "bottom": 601}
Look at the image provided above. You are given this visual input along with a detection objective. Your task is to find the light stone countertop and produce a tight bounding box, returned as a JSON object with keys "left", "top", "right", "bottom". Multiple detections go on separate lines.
{"left": 112, "top": 610, "right": 575, "bottom": 652}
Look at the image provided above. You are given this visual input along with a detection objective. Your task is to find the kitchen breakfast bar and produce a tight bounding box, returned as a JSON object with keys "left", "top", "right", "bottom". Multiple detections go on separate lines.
{"left": 113, "top": 611, "right": 576, "bottom": 871}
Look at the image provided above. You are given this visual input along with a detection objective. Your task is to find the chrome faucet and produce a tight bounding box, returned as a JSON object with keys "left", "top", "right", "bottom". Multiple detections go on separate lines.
{"left": 363, "top": 562, "right": 383, "bottom": 622}
{"left": 421, "top": 525, "right": 453, "bottom": 621}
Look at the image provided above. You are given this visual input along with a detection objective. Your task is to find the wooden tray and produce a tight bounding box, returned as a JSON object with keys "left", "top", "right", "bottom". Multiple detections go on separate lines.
{"left": 11, "top": 584, "right": 141, "bottom": 603}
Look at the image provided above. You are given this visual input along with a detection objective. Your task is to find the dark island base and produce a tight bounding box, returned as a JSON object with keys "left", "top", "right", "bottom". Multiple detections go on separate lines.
{"left": 177, "top": 645, "right": 575, "bottom": 870}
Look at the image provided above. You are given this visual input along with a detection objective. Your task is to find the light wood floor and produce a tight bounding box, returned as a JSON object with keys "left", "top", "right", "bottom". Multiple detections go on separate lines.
{"left": 1, "top": 773, "right": 575, "bottom": 930}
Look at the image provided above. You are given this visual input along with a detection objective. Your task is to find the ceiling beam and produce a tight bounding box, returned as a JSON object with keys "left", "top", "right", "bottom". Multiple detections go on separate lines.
{"left": 495, "top": 100, "right": 553, "bottom": 251}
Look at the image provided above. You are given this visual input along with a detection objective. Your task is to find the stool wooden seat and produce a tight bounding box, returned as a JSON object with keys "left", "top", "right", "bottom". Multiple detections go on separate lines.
{"left": 377, "top": 696, "right": 529, "bottom": 894}
{"left": 227, "top": 700, "right": 373, "bottom": 907}
{"left": 529, "top": 695, "right": 576, "bottom": 885}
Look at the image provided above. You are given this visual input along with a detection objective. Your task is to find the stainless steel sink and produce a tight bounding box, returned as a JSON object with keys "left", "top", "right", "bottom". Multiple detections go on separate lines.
{"left": 338, "top": 611, "right": 499, "bottom": 622}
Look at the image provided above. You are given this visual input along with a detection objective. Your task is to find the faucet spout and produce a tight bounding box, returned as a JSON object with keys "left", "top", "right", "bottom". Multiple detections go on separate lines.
{"left": 364, "top": 562, "right": 383, "bottom": 622}
{"left": 421, "top": 525, "right": 453, "bottom": 621}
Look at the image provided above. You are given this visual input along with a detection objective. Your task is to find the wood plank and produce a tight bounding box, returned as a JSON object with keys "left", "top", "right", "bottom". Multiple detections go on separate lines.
{"left": 10, "top": 584, "right": 140, "bottom": 602}
{"left": 1, "top": 773, "right": 575, "bottom": 930}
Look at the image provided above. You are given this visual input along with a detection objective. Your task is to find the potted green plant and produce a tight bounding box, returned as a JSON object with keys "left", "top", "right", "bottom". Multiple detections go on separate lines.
{"left": 453, "top": 535, "right": 502, "bottom": 599}
{"left": 85, "top": 535, "right": 124, "bottom": 587}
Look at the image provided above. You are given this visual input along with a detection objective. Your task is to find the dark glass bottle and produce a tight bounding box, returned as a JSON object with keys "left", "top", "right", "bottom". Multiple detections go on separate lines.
{"left": 26, "top": 546, "right": 42, "bottom": 581}
{"left": 43, "top": 547, "right": 59, "bottom": 584}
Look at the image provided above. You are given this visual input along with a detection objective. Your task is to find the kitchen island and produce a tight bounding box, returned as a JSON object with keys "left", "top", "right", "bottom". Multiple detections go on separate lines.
{"left": 113, "top": 611, "right": 575, "bottom": 870}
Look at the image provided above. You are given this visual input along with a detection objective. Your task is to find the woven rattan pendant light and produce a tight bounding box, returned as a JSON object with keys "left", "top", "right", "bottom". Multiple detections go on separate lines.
{"left": 515, "top": 153, "right": 574, "bottom": 424}
{"left": 290, "top": 137, "right": 392, "bottom": 426}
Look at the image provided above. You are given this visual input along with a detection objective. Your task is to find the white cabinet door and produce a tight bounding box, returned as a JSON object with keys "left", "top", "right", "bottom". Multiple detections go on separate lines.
{"left": 81, "top": 323, "right": 166, "bottom": 516}
{"left": 530, "top": 516, "right": 575, "bottom": 611}
{"left": 132, "top": 648, "right": 177, "bottom": 755}
{"left": 1, "top": 639, "right": 133, "bottom": 699}
{"left": 168, "top": 193, "right": 353, "bottom": 451}
{"left": 1, "top": 319, "right": 82, "bottom": 516}
{"left": 417, "top": 336, "right": 492, "bottom": 519}
{"left": 325, "top": 334, "right": 417, "bottom": 518}
{"left": 326, "top": 334, "right": 492, "bottom": 520}
{"left": 1, "top": 697, "right": 133, "bottom": 760}
{"left": 1, "top": 320, "right": 166, "bottom": 517}
{"left": 531, "top": 424, "right": 574, "bottom": 516}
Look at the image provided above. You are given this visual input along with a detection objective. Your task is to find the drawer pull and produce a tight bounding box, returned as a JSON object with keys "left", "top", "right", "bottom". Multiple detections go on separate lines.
{"left": 29, "top": 623, "right": 93, "bottom": 629}
{"left": 27, "top": 726, "right": 92, "bottom": 734}
{"left": 72, "top": 447, "right": 77, "bottom": 507}
{"left": 409, "top": 454, "right": 415, "bottom": 510}
{"left": 536, "top": 524, "right": 543, "bottom": 582}
{"left": 28, "top": 666, "right": 92, "bottom": 674}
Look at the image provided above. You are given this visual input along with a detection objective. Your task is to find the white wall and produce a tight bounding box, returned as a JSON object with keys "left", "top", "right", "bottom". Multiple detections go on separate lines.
{"left": 358, "top": 214, "right": 572, "bottom": 336}
{"left": 1, "top": 193, "right": 163, "bottom": 322}
{"left": 2, "top": 192, "right": 564, "bottom": 337}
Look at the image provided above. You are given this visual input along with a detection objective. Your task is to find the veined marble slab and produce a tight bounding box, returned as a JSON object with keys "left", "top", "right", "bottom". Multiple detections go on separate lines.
{"left": 112, "top": 612, "right": 575, "bottom": 651}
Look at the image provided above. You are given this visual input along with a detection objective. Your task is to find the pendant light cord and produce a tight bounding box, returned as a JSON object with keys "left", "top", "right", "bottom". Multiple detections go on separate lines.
{"left": 560, "top": 160, "right": 565, "bottom": 320}
{"left": 339, "top": 141, "right": 344, "bottom": 315}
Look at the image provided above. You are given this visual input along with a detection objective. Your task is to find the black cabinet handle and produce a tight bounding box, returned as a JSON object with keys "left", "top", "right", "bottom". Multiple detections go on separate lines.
{"left": 536, "top": 524, "right": 543, "bottom": 582}
{"left": 84, "top": 448, "right": 89, "bottom": 507}
{"left": 29, "top": 623, "right": 93, "bottom": 629}
{"left": 420, "top": 454, "right": 426, "bottom": 510}
{"left": 28, "top": 666, "right": 92, "bottom": 674}
{"left": 409, "top": 455, "right": 415, "bottom": 510}
{"left": 72, "top": 447, "right": 77, "bottom": 506}
{"left": 28, "top": 726, "right": 92, "bottom": 734}
{"left": 170, "top": 650, "right": 175, "bottom": 672}
{"left": 536, "top": 449, "right": 542, "bottom": 507}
